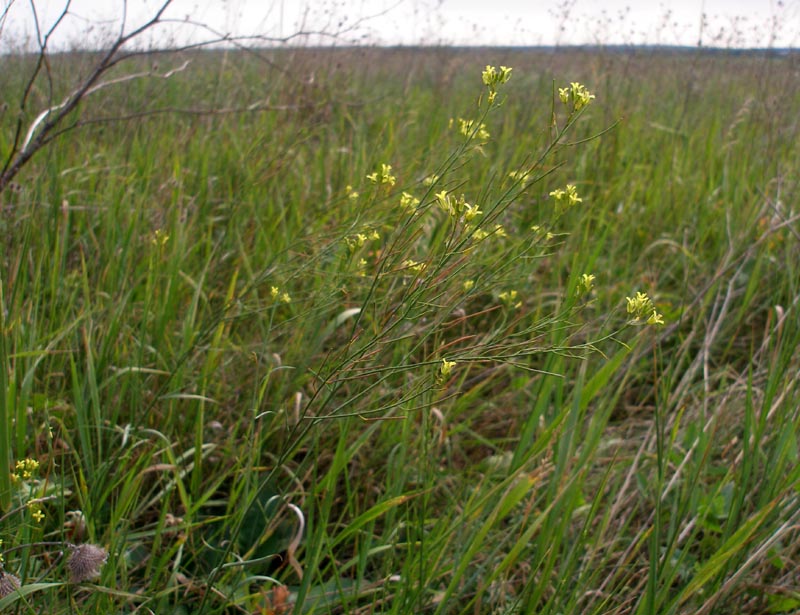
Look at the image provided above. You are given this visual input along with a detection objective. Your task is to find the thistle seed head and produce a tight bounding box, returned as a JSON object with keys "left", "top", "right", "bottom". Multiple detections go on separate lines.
{"left": 67, "top": 543, "right": 108, "bottom": 583}
{"left": 0, "top": 571, "right": 21, "bottom": 597}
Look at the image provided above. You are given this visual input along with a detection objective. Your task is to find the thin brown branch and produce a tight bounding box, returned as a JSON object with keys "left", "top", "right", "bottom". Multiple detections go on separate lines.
{"left": 0, "top": 0, "right": 174, "bottom": 193}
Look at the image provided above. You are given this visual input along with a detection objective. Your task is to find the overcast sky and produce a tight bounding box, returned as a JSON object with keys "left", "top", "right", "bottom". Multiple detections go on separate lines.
{"left": 1, "top": 0, "right": 797, "bottom": 50}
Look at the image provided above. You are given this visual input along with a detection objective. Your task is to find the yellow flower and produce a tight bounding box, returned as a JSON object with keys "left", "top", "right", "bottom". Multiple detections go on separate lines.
{"left": 550, "top": 184, "right": 583, "bottom": 213}
{"left": 368, "top": 164, "right": 396, "bottom": 186}
{"left": 482, "top": 65, "right": 512, "bottom": 88}
{"left": 270, "top": 286, "right": 291, "bottom": 304}
{"left": 576, "top": 273, "right": 596, "bottom": 296}
{"left": 463, "top": 279, "right": 475, "bottom": 292}
{"left": 571, "top": 81, "right": 596, "bottom": 111}
{"left": 482, "top": 65, "right": 512, "bottom": 104}
{"left": 482, "top": 65, "right": 497, "bottom": 87}
{"left": 399, "top": 192, "right": 420, "bottom": 213}
{"left": 28, "top": 501, "right": 45, "bottom": 523}
{"left": 380, "top": 163, "right": 397, "bottom": 186}
{"left": 435, "top": 190, "right": 454, "bottom": 216}
{"left": 455, "top": 118, "right": 490, "bottom": 141}
{"left": 345, "top": 233, "right": 368, "bottom": 251}
{"left": 558, "top": 82, "right": 595, "bottom": 112}
{"left": 151, "top": 229, "right": 169, "bottom": 247}
{"left": 345, "top": 229, "right": 379, "bottom": 251}
{"left": 15, "top": 458, "right": 39, "bottom": 480}
{"left": 626, "top": 291, "right": 661, "bottom": 324}
{"left": 499, "top": 290, "right": 522, "bottom": 309}
{"left": 509, "top": 169, "right": 531, "bottom": 185}
{"left": 439, "top": 358, "right": 457, "bottom": 380}
{"left": 403, "top": 259, "right": 427, "bottom": 274}
{"left": 463, "top": 203, "right": 482, "bottom": 222}
{"left": 472, "top": 228, "right": 489, "bottom": 242}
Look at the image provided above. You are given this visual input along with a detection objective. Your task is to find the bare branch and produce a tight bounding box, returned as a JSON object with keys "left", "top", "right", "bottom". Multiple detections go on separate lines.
{"left": 1, "top": 0, "right": 175, "bottom": 192}
{"left": 0, "top": 0, "right": 384, "bottom": 194}
{"left": 0, "top": 2, "right": 18, "bottom": 35}
{"left": 21, "top": 59, "right": 190, "bottom": 151}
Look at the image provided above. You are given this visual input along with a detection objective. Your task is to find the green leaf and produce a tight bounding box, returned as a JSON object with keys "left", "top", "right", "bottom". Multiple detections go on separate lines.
{"left": 767, "top": 593, "right": 800, "bottom": 613}
{"left": 332, "top": 493, "right": 419, "bottom": 548}
{"left": 0, "top": 582, "right": 64, "bottom": 609}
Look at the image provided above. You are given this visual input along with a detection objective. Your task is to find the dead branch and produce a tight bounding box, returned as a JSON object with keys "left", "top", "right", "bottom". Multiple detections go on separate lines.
{"left": 0, "top": 0, "right": 385, "bottom": 194}
{"left": 1, "top": 0, "right": 174, "bottom": 192}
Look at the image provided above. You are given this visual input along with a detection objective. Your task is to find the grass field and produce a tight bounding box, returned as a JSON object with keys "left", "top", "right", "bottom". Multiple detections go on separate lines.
{"left": 1, "top": 45, "right": 800, "bottom": 614}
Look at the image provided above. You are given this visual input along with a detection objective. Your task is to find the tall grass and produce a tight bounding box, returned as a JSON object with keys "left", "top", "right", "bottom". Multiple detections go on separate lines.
{"left": 0, "top": 46, "right": 799, "bottom": 614}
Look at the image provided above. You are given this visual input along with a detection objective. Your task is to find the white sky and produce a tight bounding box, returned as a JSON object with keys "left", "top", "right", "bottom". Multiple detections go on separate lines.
{"left": 1, "top": 0, "right": 797, "bottom": 50}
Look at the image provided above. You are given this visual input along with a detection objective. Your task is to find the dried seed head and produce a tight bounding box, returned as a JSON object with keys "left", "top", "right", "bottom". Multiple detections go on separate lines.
{"left": 64, "top": 510, "right": 87, "bottom": 542}
{"left": 0, "top": 571, "right": 21, "bottom": 597}
{"left": 67, "top": 544, "right": 108, "bottom": 583}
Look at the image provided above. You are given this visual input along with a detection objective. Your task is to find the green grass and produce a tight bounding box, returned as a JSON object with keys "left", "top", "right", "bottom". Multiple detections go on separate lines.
{"left": 1, "top": 46, "right": 799, "bottom": 614}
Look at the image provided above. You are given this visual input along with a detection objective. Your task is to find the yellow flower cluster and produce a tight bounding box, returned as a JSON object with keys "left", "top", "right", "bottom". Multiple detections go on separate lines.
{"left": 482, "top": 65, "right": 513, "bottom": 104}
{"left": 499, "top": 289, "right": 522, "bottom": 309}
{"left": 558, "top": 82, "right": 595, "bottom": 112}
{"left": 366, "top": 163, "right": 396, "bottom": 186}
{"left": 530, "top": 225, "right": 555, "bottom": 241}
{"left": 435, "top": 190, "right": 484, "bottom": 224}
{"left": 345, "top": 228, "right": 381, "bottom": 252}
{"left": 151, "top": 229, "right": 169, "bottom": 247}
{"left": 508, "top": 169, "right": 531, "bottom": 186}
{"left": 399, "top": 191, "right": 420, "bottom": 213}
{"left": 482, "top": 65, "right": 512, "bottom": 88}
{"left": 626, "top": 291, "right": 664, "bottom": 325}
{"left": 435, "top": 190, "right": 454, "bottom": 216}
{"left": 28, "top": 501, "right": 45, "bottom": 523}
{"left": 549, "top": 184, "right": 583, "bottom": 214}
{"left": 463, "top": 203, "right": 483, "bottom": 222}
{"left": 270, "top": 286, "right": 292, "bottom": 304}
{"left": 439, "top": 358, "right": 457, "bottom": 382}
{"left": 403, "top": 259, "right": 427, "bottom": 274}
{"left": 452, "top": 117, "right": 491, "bottom": 141}
{"left": 576, "top": 273, "right": 596, "bottom": 296}
{"left": 15, "top": 458, "right": 39, "bottom": 480}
